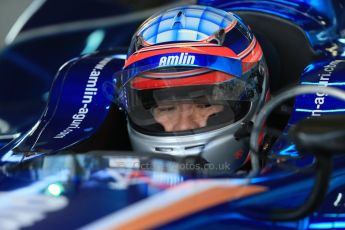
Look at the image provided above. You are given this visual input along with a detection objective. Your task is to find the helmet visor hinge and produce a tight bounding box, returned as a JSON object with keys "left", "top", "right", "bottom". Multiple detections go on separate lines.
{"left": 208, "top": 28, "right": 225, "bottom": 45}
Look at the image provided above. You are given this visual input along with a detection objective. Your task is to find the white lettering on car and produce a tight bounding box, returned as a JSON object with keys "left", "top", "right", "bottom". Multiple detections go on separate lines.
{"left": 311, "top": 60, "right": 342, "bottom": 117}
{"left": 54, "top": 57, "right": 112, "bottom": 139}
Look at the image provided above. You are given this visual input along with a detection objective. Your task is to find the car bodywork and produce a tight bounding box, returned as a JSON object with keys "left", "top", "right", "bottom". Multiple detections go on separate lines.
{"left": 0, "top": 0, "right": 345, "bottom": 229}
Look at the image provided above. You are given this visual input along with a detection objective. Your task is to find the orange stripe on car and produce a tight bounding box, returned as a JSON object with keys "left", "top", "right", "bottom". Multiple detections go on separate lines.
{"left": 111, "top": 185, "right": 266, "bottom": 230}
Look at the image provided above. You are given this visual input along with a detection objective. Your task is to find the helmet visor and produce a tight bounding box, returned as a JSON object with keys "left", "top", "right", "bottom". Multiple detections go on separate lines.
{"left": 117, "top": 66, "right": 258, "bottom": 135}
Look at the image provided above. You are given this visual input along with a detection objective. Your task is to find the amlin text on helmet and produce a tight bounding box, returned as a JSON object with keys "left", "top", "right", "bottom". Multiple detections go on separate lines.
{"left": 159, "top": 53, "right": 195, "bottom": 66}
{"left": 54, "top": 57, "right": 112, "bottom": 139}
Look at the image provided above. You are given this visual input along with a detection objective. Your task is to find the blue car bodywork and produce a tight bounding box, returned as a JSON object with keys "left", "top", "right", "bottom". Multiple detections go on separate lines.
{"left": 0, "top": 0, "right": 345, "bottom": 229}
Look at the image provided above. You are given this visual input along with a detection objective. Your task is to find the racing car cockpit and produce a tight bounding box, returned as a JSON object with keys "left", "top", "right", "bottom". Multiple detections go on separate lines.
{"left": 1, "top": 1, "right": 345, "bottom": 229}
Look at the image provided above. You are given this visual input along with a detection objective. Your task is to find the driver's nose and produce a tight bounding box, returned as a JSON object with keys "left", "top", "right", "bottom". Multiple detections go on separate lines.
{"left": 172, "top": 104, "right": 200, "bottom": 131}
{"left": 173, "top": 117, "right": 199, "bottom": 131}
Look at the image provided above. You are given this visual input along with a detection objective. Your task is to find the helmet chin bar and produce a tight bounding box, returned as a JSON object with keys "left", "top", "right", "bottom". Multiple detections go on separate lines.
{"left": 128, "top": 111, "right": 253, "bottom": 174}
{"left": 127, "top": 90, "right": 261, "bottom": 174}
{"left": 248, "top": 85, "right": 345, "bottom": 221}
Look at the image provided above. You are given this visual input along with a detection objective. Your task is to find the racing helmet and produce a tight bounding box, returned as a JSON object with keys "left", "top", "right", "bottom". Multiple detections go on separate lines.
{"left": 117, "top": 5, "right": 269, "bottom": 173}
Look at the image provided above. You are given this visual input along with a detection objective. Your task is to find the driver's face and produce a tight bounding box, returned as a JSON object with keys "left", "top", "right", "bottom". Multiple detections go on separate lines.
{"left": 152, "top": 102, "right": 224, "bottom": 132}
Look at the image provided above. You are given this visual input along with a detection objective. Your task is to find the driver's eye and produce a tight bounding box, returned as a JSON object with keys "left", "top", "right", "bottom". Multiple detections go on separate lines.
{"left": 157, "top": 106, "right": 176, "bottom": 112}
{"left": 196, "top": 104, "right": 212, "bottom": 109}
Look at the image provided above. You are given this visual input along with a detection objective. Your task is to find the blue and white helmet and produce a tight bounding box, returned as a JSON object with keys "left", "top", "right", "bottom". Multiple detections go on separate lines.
{"left": 117, "top": 5, "right": 269, "bottom": 173}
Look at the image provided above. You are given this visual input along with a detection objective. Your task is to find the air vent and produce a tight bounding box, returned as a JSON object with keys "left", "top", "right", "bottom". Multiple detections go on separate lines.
{"left": 184, "top": 145, "right": 205, "bottom": 154}
{"left": 155, "top": 147, "right": 174, "bottom": 152}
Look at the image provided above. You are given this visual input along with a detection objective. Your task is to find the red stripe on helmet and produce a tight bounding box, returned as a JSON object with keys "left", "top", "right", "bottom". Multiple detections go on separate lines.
{"left": 142, "top": 68, "right": 210, "bottom": 78}
{"left": 241, "top": 42, "right": 263, "bottom": 73}
{"left": 131, "top": 70, "right": 234, "bottom": 90}
{"left": 124, "top": 46, "right": 238, "bottom": 68}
